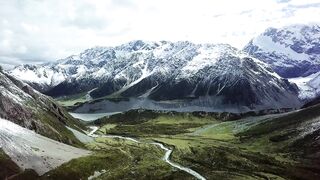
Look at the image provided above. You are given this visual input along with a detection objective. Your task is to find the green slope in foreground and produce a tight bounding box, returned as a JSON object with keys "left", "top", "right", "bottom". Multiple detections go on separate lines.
{"left": 44, "top": 106, "right": 320, "bottom": 179}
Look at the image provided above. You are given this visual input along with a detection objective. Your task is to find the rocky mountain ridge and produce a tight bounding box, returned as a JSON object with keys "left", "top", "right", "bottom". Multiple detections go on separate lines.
{"left": 9, "top": 41, "right": 301, "bottom": 112}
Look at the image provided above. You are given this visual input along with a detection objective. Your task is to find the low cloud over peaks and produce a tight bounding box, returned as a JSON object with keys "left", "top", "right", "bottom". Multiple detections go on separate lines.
{"left": 0, "top": 0, "right": 319, "bottom": 68}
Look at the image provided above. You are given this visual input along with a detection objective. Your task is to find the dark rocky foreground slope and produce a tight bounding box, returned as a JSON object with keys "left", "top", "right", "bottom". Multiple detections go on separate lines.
{"left": 0, "top": 71, "right": 84, "bottom": 146}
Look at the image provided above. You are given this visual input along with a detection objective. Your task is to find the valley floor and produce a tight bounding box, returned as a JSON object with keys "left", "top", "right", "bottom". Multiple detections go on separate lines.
{"left": 44, "top": 108, "right": 320, "bottom": 180}
{"left": 2, "top": 106, "right": 318, "bottom": 179}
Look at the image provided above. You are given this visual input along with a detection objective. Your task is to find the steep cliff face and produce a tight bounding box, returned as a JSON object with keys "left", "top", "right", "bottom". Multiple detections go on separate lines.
{"left": 0, "top": 71, "right": 85, "bottom": 146}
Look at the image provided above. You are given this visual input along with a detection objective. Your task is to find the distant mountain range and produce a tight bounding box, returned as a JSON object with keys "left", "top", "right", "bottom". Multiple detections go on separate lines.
{"left": 9, "top": 23, "right": 320, "bottom": 112}
{"left": 9, "top": 42, "right": 301, "bottom": 112}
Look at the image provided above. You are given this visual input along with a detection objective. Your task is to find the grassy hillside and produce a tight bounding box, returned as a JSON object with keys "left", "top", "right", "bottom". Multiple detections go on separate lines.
{"left": 0, "top": 72, "right": 86, "bottom": 147}
{"left": 43, "top": 137, "right": 191, "bottom": 180}
{"left": 43, "top": 105, "right": 320, "bottom": 179}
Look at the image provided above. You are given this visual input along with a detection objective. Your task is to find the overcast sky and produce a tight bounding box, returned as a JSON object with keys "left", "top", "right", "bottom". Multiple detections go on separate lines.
{"left": 0, "top": 0, "right": 319, "bottom": 68}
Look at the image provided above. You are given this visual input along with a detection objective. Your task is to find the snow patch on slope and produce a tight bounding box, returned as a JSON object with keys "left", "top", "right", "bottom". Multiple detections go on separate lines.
{"left": 252, "top": 34, "right": 309, "bottom": 62}
{"left": 0, "top": 118, "right": 90, "bottom": 175}
{"left": 88, "top": 169, "right": 107, "bottom": 180}
{"left": 182, "top": 45, "right": 222, "bottom": 73}
{"left": 66, "top": 126, "right": 93, "bottom": 143}
{"left": 10, "top": 66, "right": 66, "bottom": 87}
{"left": 289, "top": 72, "right": 320, "bottom": 99}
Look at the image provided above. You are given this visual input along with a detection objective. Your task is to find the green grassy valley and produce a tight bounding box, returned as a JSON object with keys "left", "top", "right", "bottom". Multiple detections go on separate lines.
{"left": 40, "top": 105, "right": 320, "bottom": 179}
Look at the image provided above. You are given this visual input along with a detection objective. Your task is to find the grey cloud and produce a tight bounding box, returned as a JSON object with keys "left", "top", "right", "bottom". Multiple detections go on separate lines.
{"left": 0, "top": 0, "right": 115, "bottom": 67}
{"left": 280, "top": 3, "right": 320, "bottom": 18}
{"left": 63, "top": 2, "right": 108, "bottom": 30}
{"left": 110, "top": 0, "right": 136, "bottom": 8}
{"left": 239, "top": 10, "right": 254, "bottom": 15}
{"left": 0, "top": 55, "right": 44, "bottom": 70}
{"left": 0, "top": 0, "right": 319, "bottom": 68}
{"left": 276, "top": 0, "right": 291, "bottom": 3}
{"left": 212, "top": 14, "right": 224, "bottom": 18}
{"left": 287, "top": 3, "right": 320, "bottom": 9}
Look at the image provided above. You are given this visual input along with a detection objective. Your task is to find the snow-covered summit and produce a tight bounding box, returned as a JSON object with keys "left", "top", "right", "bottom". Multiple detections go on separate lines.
{"left": 244, "top": 24, "right": 320, "bottom": 100}
{"left": 244, "top": 24, "right": 320, "bottom": 78}
{"left": 10, "top": 41, "right": 266, "bottom": 90}
{"left": 8, "top": 42, "right": 206, "bottom": 87}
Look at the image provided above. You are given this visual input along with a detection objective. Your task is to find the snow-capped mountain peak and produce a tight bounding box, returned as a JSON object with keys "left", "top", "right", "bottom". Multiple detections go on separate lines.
{"left": 244, "top": 23, "right": 320, "bottom": 78}
{"left": 244, "top": 24, "right": 320, "bottom": 100}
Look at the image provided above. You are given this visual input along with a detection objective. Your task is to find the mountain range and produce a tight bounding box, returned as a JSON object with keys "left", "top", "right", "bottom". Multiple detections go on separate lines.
{"left": 9, "top": 40, "right": 305, "bottom": 113}
{"left": 6, "top": 23, "right": 320, "bottom": 113}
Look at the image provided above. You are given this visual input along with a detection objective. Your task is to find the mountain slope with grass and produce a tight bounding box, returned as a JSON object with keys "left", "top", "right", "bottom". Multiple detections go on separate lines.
{"left": 0, "top": 70, "right": 85, "bottom": 146}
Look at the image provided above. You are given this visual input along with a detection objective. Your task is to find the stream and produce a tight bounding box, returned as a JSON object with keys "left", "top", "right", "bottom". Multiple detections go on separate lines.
{"left": 87, "top": 126, "right": 206, "bottom": 180}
